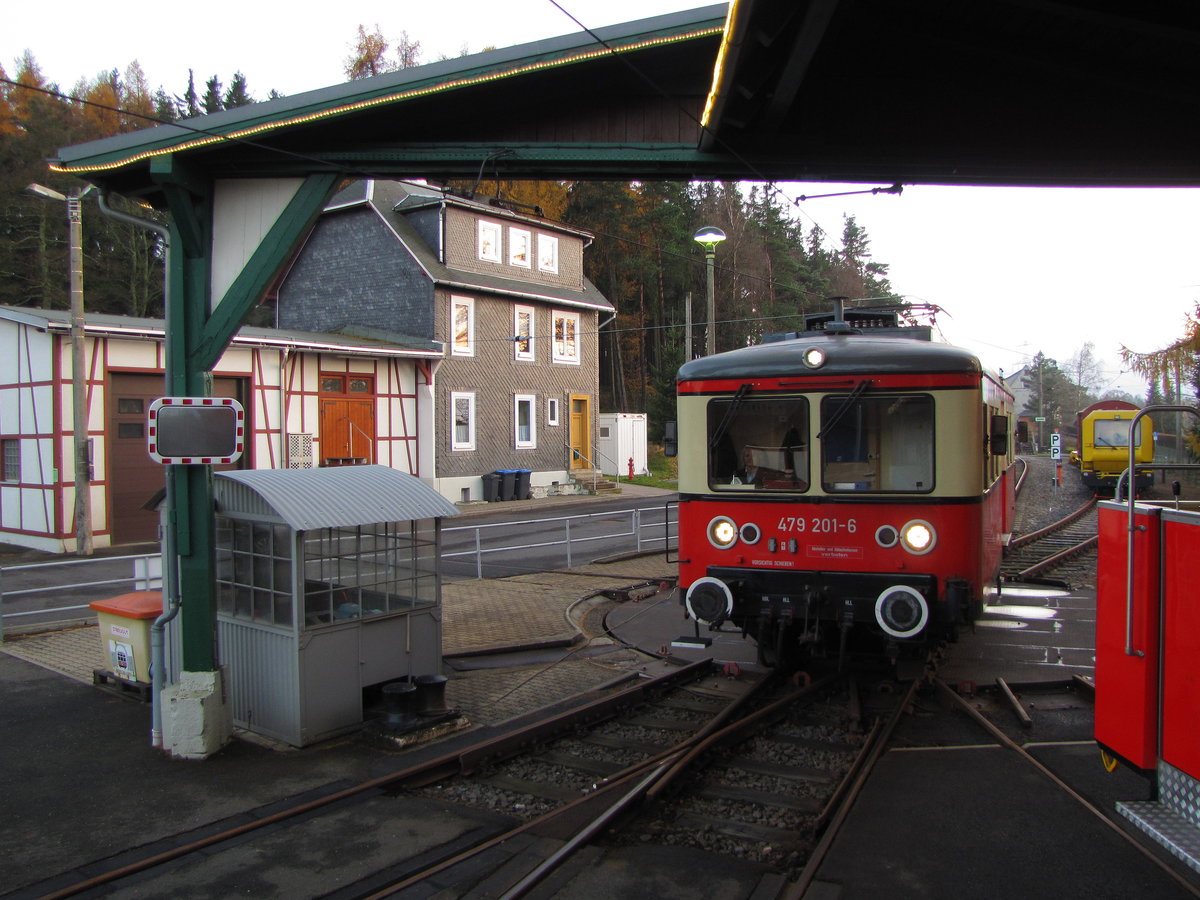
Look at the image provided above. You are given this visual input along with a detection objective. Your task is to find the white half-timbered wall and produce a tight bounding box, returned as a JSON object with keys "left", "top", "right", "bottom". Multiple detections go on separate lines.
{"left": 0, "top": 314, "right": 433, "bottom": 553}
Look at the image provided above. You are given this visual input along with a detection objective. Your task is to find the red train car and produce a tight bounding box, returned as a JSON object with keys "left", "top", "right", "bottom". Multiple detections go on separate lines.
{"left": 668, "top": 318, "right": 1015, "bottom": 667}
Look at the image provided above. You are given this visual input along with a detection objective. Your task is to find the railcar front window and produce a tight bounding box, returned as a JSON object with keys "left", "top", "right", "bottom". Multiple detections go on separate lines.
{"left": 821, "top": 394, "right": 934, "bottom": 492}
{"left": 707, "top": 397, "right": 809, "bottom": 491}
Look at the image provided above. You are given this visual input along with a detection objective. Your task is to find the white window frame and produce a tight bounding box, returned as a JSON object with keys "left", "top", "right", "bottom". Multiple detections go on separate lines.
{"left": 552, "top": 310, "right": 581, "bottom": 365}
{"left": 477, "top": 221, "right": 501, "bottom": 262}
{"left": 451, "top": 296, "right": 474, "bottom": 357}
{"left": 547, "top": 398, "right": 560, "bottom": 426}
{"left": 514, "top": 305, "right": 535, "bottom": 361}
{"left": 509, "top": 227, "right": 532, "bottom": 268}
{"left": 515, "top": 394, "right": 537, "bottom": 449}
{"left": 450, "top": 392, "right": 476, "bottom": 451}
{"left": 538, "top": 234, "right": 559, "bottom": 274}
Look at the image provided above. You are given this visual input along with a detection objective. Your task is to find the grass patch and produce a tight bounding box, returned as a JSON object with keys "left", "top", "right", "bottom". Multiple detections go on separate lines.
{"left": 623, "top": 443, "right": 678, "bottom": 490}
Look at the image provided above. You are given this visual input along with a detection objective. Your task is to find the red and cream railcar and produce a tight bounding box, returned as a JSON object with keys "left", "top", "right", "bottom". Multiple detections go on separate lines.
{"left": 670, "top": 326, "right": 1015, "bottom": 666}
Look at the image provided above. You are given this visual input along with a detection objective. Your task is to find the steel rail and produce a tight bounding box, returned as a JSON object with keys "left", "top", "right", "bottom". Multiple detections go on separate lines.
{"left": 1013, "top": 533, "right": 1098, "bottom": 581}
{"left": 1009, "top": 496, "right": 1096, "bottom": 550}
{"left": 33, "top": 659, "right": 714, "bottom": 900}
{"left": 780, "top": 677, "right": 921, "bottom": 900}
{"left": 364, "top": 667, "right": 782, "bottom": 899}
{"left": 933, "top": 678, "right": 1200, "bottom": 900}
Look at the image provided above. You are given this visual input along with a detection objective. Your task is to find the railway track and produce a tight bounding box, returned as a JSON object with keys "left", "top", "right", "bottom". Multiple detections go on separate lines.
{"left": 19, "top": 660, "right": 914, "bottom": 900}
{"left": 1002, "top": 497, "right": 1098, "bottom": 585}
{"left": 350, "top": 663, "right": 912, "bottom": 898}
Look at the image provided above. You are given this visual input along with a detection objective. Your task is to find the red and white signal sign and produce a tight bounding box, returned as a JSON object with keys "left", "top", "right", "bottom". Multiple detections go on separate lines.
{"left": 147, "top": 397, "right": 245, "bottom": 465}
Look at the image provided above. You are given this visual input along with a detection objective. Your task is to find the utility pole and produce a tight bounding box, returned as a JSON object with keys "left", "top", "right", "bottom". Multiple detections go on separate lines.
{"left": 28, "top": 183, "right": 93, "bottom": 556}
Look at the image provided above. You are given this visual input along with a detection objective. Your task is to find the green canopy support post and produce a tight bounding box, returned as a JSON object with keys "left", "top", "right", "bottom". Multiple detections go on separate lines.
{"left": 148, "top": 160, "right": 341, "bottom": 756}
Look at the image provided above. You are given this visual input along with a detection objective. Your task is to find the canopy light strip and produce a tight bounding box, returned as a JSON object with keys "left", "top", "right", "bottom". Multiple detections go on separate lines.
{"left": 701, "top": 0, "right": 741, "bottom": 129}
{"left": 52, "top": 26, "right": 723, "bottom": 176}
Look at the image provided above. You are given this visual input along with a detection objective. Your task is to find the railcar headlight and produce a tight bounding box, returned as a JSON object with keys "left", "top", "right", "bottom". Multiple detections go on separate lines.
{"left": 875, "top": 525, "right": 899, "bottom": 548}
{"left": 739, "top": 522, "right": 761, "bottom": 545}
{"left": 708, "top": 516, "right": 738, "bottom": 549}
{"left": 875, "top": 586, "right": 929, "bottom": 639}
{"left": 803, "top": 347, "right": 826, "bottom": 369}
{"left": 900, "top": 520, "right": 936, "bottom": 555}
{"left": 686, "top": 577, "right": 735, "bottom": 626}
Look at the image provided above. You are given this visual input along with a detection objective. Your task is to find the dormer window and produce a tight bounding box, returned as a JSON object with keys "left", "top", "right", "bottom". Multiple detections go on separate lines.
{"left": 509, "top": 228, "right": 531, "bottom": 268}
{"left": 478, "top": 221, "right": 501, "bottom": 262}
{"left": 538, "top": 235, "right": 559, "bottom": 274}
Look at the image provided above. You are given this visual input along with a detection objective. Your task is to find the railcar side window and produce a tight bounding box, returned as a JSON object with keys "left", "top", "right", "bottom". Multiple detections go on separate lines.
{"left": 821, "top": 394, "right": 934, "bottom": 492}
{"left": 707, "top": 397, "right": 809, "bottom": 491}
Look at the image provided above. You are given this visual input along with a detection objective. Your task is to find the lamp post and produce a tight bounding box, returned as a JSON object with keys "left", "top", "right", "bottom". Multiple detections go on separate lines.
{"left": 693, "top": 226, "right": 726, "bottom": 356}
{"left": 28, "top": 183, "right": 94, "bottom": 556}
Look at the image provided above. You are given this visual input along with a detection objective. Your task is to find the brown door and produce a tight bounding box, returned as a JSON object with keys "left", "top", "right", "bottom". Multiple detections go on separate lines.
{"left": 108, "top": 374, "right": 245, "bottom": 545}
{"left": 569, "top": 394, "right": 590, "bottom": 470}
{"left": 319, "top": 399, "right": 375, "bottom": 463}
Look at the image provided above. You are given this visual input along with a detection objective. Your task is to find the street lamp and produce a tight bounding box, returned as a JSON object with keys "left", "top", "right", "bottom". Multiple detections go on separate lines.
{"left": 693, "top": 226, "right": 726, "bottom": 356}
{"left": 27, "top": 182, "right": 94, "bottom": 556}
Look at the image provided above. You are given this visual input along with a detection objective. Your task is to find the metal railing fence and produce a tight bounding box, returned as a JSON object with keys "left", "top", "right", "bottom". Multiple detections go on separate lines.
{"left": 0, "top": 554, "right": 162, "bottom": 639}
{"left": 1, "top": 504, "right": 677, "bottom": 636}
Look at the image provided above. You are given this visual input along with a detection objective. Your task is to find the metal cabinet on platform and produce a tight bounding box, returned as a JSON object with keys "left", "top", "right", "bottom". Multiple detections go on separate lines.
{"left": 212, "top": 465, "right": 458, "bottom": 747}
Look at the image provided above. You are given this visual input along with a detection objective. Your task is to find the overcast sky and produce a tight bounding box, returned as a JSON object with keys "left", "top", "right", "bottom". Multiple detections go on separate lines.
{"left": 7, "top": 1, "right": 1198, "bottom": 397}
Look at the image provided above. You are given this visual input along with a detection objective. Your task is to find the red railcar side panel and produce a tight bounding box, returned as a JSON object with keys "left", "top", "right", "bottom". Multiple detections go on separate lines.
{"left": 1094, "top": 503, "right": 1161, "bottom": 770}
{"left": 1162, "top": 511, "right": 1200, "bottom": 780}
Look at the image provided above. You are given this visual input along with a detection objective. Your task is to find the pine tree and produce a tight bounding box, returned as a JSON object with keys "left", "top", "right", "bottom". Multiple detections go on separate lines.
{"left": 223, "top": 72, "right": 254, "bottom": 109}
{"left": 154, "top": 89, "right": 178, "bottom": 123}
{"left": 179, "top": 70, "right": 201, "bottom": 118}
{"left": 202, "top": 76, "right": 223, "bottom": 114}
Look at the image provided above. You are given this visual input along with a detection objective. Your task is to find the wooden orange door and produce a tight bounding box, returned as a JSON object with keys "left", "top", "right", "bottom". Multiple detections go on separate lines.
{"left": 568, "top": 394, "right": 590, "bottom": 470}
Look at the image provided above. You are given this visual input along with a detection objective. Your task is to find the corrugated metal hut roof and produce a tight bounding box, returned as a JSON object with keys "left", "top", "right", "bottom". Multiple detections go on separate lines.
{"left": 214, "top": 465, "right": 458, "bottom": 531}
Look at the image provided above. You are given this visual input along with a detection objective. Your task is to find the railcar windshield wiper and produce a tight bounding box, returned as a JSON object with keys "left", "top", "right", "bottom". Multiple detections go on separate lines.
{"left": 817, "top": 380, "right": 870, "bottom": 440}
{"left": 710, "top": 383, "right": 752, "bottom": 449}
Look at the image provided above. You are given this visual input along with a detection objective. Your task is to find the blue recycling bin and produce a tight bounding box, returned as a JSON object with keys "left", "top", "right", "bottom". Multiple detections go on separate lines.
{"left": 515, "top": 469, "right": 531, "bottom": 500}
{"left": 497, "top": 469, "right": 516, "bottom": 501}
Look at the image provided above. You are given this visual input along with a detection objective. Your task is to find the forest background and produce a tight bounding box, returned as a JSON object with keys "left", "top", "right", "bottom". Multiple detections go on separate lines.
{"left": 2, "top": 34, "right": 1196, "bottom": 448}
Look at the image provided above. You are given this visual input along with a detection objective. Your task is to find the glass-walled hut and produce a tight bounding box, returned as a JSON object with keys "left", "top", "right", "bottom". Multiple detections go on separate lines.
{"left": 213, "top": 465, "right": 459, "bottom": 747}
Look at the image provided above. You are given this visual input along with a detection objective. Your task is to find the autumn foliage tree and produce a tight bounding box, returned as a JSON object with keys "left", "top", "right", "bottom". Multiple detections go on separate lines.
{"left": 1, "top": 44, "right": 902, "bottom": 424}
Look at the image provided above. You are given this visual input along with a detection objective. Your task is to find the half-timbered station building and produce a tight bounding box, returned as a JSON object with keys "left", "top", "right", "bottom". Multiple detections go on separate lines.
{"left": 0, "top": 305, "right": 440, "bottom": 552}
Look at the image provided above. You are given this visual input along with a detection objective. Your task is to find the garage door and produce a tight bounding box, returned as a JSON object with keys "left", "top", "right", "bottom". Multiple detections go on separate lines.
{"left": 108, "top": 374, "right": 246, "bottom": 545}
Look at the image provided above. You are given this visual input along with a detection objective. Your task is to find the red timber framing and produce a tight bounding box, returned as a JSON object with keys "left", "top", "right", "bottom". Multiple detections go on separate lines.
{"left": 0, "top": 307, "right": 438, "bottom": 554}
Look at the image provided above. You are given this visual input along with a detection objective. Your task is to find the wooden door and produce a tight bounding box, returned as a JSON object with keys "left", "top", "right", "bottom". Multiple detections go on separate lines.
{"left": 319, "top": 399, "right": 375, "bottom": 464}
{"left": 568, "top": 394, "right": 590, "bottom": 470}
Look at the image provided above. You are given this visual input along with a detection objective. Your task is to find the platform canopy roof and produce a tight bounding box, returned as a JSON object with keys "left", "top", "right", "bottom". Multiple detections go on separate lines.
{"left": 215, "top": 466, "right": 459, "bottom": 531}
{"left": 52, "top": 1, "right": 1200, "bottom": 200}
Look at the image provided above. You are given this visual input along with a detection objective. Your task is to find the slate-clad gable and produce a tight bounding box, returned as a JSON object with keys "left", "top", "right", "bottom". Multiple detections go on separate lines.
{"left": 406, "top": 207, "right": 442, "bottom": 257}
{"left": 279, "top": 209, "right": 433, "bottom": 339}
